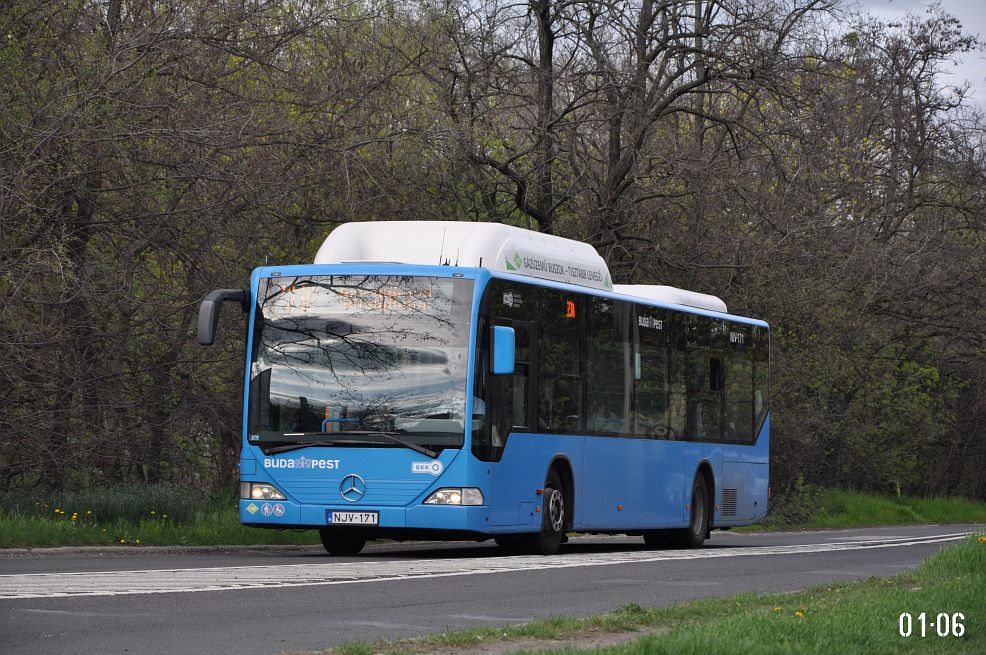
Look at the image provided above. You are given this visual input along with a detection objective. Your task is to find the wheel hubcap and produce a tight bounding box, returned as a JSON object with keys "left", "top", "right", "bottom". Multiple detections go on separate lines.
{"left": 692, "top": 487, "right": 705, "bottom": 535}
{"left": 547, "top": 488, "right": 564, "bottom": 533}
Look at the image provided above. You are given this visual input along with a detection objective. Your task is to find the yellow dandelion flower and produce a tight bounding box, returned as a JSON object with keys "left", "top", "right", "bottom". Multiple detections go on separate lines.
{"left": 71, "top": 516, "right": 77, "bottom": 521}
{"left": 54, "top": 508, "right": 61, "bottom": 513}
{"left": 119, "top": 539, "right": 126, "bottom": 544}
{"left": 150, "top": 511, "right": 156, "bottom": 515}
{"left": 794, "top": 610, "right": 805, "bottom": 619}
{"left": 162, "top": 514, "right": 168, "bottom": 519}
{"left": 773, "top": 607, "right": 781, "bottom": 612}
{"left": 978, "top": 536, "right": 986, "bottom": 543}
{"left": 135, "top": 539, "right": 141, "bottom": 544}
{"left": 86, "top": 510, "right": 92, "bottom": 515}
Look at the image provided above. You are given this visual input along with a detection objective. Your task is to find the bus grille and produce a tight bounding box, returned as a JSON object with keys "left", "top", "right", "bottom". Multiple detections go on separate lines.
{"left": 288, "top": 478, "right": 431, "bottom": 506}
{"left": 721, "top": 488, "right": 738, "bottom": 517}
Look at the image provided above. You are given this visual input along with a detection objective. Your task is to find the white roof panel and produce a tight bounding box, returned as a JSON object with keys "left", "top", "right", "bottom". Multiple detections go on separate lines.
{"left": 613, "top": 284, "right": 728, "bottom": 313}
{"left": 314, "top": 221, "right": 613, "bottom": 291}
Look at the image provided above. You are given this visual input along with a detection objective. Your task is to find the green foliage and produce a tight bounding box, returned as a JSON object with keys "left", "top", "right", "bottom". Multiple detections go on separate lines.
{"left": 760, "top": 487, "right": 986, "bottom": 530}
{"left": 762, "top": 478, "right": 823, "bottom": 527}
{"left": 0, "top": 485, "right": 323, "bottom": 547}
{"left": 0, "top": 483, "right": 222, "bottom": 525}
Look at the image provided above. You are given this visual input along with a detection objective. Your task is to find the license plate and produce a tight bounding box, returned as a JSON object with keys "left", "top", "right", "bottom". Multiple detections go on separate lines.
{"left": 327, "top": 510, "right": 378, "bottom": 525}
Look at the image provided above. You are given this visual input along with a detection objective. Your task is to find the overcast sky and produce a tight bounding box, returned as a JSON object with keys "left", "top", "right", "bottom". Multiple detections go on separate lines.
{"left": 857, "top": 0, "right": 986, "bottom": 106}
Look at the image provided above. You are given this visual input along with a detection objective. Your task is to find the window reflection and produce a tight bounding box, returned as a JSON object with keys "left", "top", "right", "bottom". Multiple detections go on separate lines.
{"left": 249, "top": 275, "right": 473, "bottom": 451}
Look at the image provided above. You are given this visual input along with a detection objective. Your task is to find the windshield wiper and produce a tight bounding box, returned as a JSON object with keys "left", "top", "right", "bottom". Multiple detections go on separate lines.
{"left": 268, "top": 431, "right": 438, "bottom": 458}
{"left": 263, "top": 438, "right": 368, "bottom": 455}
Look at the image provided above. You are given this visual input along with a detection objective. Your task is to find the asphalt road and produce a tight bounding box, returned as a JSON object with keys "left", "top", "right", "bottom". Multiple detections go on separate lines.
{"left": 0, "top": 524, "right": 977, "bottom": 654}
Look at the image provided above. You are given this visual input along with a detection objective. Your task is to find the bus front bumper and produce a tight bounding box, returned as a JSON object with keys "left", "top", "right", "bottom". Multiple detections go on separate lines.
{"left": 240, "top": 499, "right": 490, "bottom": 532}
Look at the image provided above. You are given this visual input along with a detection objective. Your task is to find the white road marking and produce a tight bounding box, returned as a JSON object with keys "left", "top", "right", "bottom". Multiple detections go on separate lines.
{"left": 823, "top": 536, "right": 906, "bottom": 541}
{"left": 17, "top": 608, "right": 109, "bottom": 616}
{"left": 0, "top": 532, "right": 969, "bottom": 600}
{"left": 591, "top": 578, "right": 651, "bottom": 585}
{"left": 448, "top": 614, "right": 533, "bottom": 622}
{"left": 345, "top": 620, "right": 423, "bottom": 630}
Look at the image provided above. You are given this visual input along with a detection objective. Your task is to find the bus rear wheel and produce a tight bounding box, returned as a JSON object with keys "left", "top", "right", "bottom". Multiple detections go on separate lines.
{"left": 673, "top": 475, "right": 710, "bottom": 548}
{"left": 318, "top": 528, "right": 366, "bottom": 555}
{"left": 521, "top": 469, "right": 566, "bottom": 556}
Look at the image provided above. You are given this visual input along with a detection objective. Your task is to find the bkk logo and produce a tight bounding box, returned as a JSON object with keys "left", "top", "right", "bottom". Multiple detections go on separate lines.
{"left": 263, "top": 456, "right": 341, "bottom": 470}
{"left": 412, "top": 461, "right": 443, "bottom": 475}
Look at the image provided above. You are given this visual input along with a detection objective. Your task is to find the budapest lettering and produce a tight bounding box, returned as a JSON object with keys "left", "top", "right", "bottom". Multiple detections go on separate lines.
{"left": 263, "top": 456, "right": 341, "bottom": 470}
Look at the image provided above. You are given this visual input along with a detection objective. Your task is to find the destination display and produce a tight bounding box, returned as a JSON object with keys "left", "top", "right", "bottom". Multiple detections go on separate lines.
{"left": 265, "top": 276, "right": 450, "bottom": 318}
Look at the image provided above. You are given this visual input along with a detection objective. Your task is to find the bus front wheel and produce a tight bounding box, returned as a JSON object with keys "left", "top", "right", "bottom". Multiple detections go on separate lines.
{"left": 319, "top": 528, "right": 366, "bottom": 556}
{"left": 522, "top": 469, "right": 566, "bottom": 555}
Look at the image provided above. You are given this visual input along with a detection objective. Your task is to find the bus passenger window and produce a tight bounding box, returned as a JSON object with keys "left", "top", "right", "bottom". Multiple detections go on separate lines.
{"left": 539, "top": 290, "right": 583, "bottom": 433}
{"left": 633, "top": 307, "right": 669, "bottom": 439}
{"left": 725, "top": 323, "right": 754, "bottom": 442}
{"left": 709, "top": 357, "right": 724, "bottom": 392}
{"left": 752, "top": 325, "right": 769, "bottom": 435}
{"left": 586, "top": 298, "right": 630, "bottom": 435}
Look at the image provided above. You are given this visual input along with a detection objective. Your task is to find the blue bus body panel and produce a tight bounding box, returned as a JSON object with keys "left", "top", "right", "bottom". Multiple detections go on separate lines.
{"left": 238, "top": 263, "right": 769, "bottom": 534}
{"left": 719, "top": 415, "right": 770, "bottom": 525}
{"left": 580, "top": 437, "right": 690, "bottom": 528}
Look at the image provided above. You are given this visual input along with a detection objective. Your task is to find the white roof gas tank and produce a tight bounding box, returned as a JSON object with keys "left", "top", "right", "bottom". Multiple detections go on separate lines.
{"left": 314, "top": 221, "right": 613, "bottom": 291}
{"left": 614, "top": 284, "right": 727, "bottom": 313}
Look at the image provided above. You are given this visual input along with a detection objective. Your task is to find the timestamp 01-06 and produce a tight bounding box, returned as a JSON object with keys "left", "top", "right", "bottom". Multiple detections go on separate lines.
{"left": 899, "top": 612, "right": 965, "bottom": 638}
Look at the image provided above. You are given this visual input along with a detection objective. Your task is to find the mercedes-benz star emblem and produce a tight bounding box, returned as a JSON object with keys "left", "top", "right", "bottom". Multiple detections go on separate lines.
{"left": 340, "top": 474, "right": 366, "bottom": 502}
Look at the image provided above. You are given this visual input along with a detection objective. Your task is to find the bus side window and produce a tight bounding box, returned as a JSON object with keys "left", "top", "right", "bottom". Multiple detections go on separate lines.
{"left": 684, "top": 315, "right": 706, "bottom": 440}
{"left": 725, "top": 322, "right": 754, "bottom": 442}
{"left": 683, "top": 315, "right": 725, "bottom": 441}
{"left": 586, "top": 297, "right": 630, "bottom": 435}
{"left": 474, "top": 280, "right": 538, "bottom": 462}
{"left": 752, "top": 325, "right": 769, "bottom": 436}
{"left": 633, "top": 306, "right": 670, "bottom": 439}
{"left": 538, "top": 289, "right": 583, "bottom": 433}
{"left": 667, "top": 314, "right": 687, "bottom": 438}
{"left": 491, "top": 321, "right": 532, "bottom": 439}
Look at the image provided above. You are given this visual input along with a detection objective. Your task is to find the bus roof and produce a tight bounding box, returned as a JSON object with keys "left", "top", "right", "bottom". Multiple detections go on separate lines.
{"left": 313, "top": 221, "right": 728, "bottom": 313}
{"left": 314, "top": 221, "right": 612, "bottom": 291}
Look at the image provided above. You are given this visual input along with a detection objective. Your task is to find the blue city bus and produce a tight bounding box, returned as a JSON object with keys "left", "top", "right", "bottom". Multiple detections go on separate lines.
{"left": 198, "top": 222, "right": 769, "bottom": 555}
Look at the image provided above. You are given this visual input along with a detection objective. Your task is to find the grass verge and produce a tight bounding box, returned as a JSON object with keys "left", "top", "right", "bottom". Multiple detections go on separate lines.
{"left": 0, "top": 508, "right": 320, "bottom": 548}
{"left": 0, "top": 485, "right": 319, "bottom": 548}
{"left": 758, "top": 486, "right": 986, "bottom": 531}
{"left": 316, "top": 535, "right": 986, "bottom": 655}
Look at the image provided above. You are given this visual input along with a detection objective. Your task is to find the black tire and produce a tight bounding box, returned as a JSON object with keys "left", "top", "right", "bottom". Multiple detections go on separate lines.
{"left": 642, "top": 529, "right": 672, "bottom": 548}
{"left": 521, "top": 469, "right": 567, "bottom": 555}
{"left": 318, "top": 528, "right": 366, "bottom": 555}
{"left": 494, "top": 535, "right": 524, "bottom": 551}
{"left": 672, "top": 475, "right": 710, "bottom": 548}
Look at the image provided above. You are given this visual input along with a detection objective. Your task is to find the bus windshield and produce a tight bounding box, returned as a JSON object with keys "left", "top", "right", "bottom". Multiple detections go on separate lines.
{"left": 248, "top": 275, "right": 473, "bottom": 453}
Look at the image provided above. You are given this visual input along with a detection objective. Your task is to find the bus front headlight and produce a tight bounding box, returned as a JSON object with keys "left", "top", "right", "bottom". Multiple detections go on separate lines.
{"left": 240, "top": 482, "right": 286, "bottom": 500}
{"left": 424, "top": 488, "right": 484, "bottom": 506}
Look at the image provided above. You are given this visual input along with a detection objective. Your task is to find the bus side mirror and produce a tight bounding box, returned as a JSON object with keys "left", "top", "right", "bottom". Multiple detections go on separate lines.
{"left": 198, "top": 289, "right": 248, "bottom": 346}
{"left": 491, "top": 325, "right": 515, "bottom": 375}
